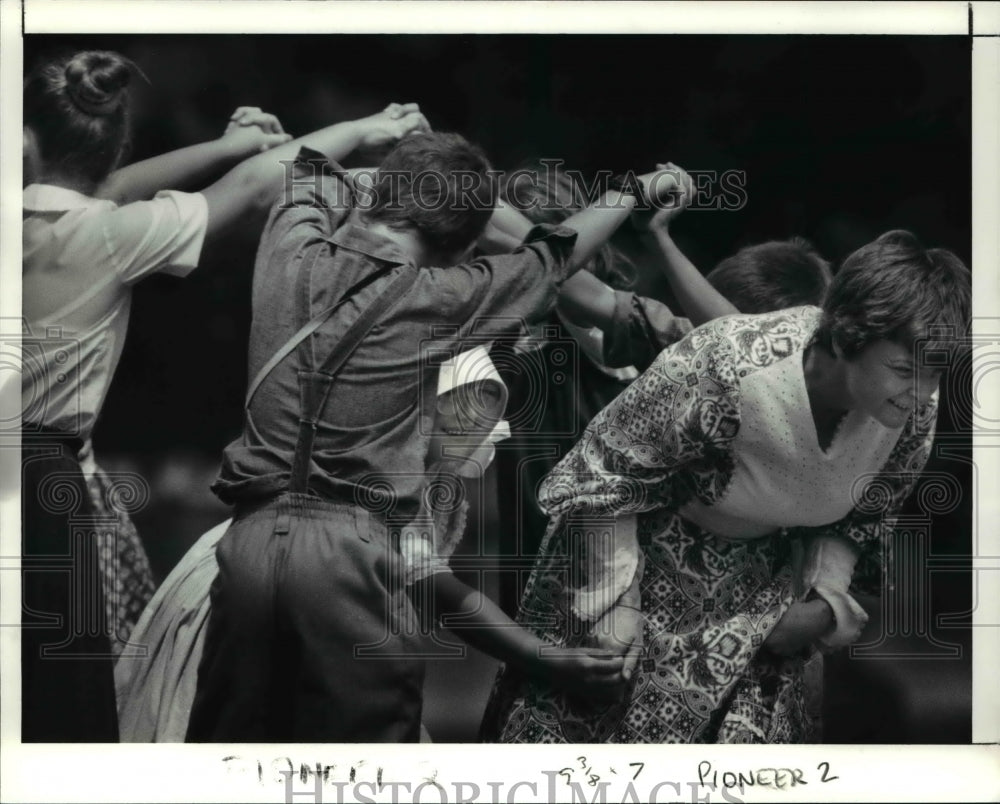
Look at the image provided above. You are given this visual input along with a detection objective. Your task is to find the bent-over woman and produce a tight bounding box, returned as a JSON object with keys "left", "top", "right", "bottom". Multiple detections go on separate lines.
{"left": 481, "top": 229, "right": 970, "bottom": 743}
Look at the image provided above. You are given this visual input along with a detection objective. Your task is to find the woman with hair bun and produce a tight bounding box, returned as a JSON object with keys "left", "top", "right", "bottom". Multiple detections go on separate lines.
{"left": 483, "top": 229, "right": 970, "bottom": 743}
{"left": 20, "top": 48, "right": 428, "bottom": 741}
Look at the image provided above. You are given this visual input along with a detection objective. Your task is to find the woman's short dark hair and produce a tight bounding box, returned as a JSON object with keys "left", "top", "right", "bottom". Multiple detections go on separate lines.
{"left": 706, "top": 237, "right": 832, "bottom": 313}
{"left": 815, "top": 229, "right": 971, "bottom": 358}
{"left": 24, "top": 50, "right": 135, "bottom": 185}
{"left": 365, "top": 132, "right": 497, "bottom": 256}
{"left": 501, "top": 163, "right": 637, "bottom": 290}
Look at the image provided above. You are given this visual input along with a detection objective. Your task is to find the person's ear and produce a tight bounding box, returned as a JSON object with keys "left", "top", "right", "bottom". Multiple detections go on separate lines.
{"left": 828, "top": 329, "right": 847, "bottom": 360}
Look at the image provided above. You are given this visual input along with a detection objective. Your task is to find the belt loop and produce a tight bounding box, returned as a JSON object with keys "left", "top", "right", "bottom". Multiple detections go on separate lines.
{"left": 274, "top": 502, "right": 291, "bottom": 537}
{"left": 356, "top": 507, "right": 371, "bottom": 543}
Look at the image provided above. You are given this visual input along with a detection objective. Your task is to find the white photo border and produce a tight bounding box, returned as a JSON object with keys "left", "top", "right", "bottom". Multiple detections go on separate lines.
{"left": 2, "top": 2, "right": 997, "bottom": 802}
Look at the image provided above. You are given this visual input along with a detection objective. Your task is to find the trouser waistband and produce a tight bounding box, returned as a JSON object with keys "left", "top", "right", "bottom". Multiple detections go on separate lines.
{"left": 232, "top": 492, "right": 389, "bottom": 543}
{"left": 21, "top": 427, "right": 85, "bottom": 456}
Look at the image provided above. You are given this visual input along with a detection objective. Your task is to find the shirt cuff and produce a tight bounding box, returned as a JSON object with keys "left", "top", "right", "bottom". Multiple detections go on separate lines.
{"left": 603, "top": 291, "right": 639, "bottom": 369}
{"left": 399, "top": 499, "right": 469, "bottom": 586}
{"left": 518, "top": 223, "right": 578, "bottom": 279}
{"left": 801, "top": 534, "right": 858, "bottom": 591}
{"left": 399, "top": 524, "right": 453, "bottom": 587}
{"left": 602, "top": 292, "right": 693, "bottom": 372}
{"left": 801, "top": 535, "right": 869, "bottom": 649}
{"left": 812, "top": 585, "right": 869, "bottom": 649}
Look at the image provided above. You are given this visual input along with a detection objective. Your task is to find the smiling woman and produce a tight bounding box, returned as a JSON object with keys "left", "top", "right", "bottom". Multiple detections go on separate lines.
{"left": 482, "top": 229, "right": 971, "bottom": 744}
{"left": 806, "top": 229, "right": 970, "bottom": 435}
{"left": 18, "top": 32, "right": 973, "bottom": 746}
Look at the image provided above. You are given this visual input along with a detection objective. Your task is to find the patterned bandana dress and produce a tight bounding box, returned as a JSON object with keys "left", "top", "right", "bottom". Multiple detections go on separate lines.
{"left": 481, "top": 307, "right": 936, "bottom": 744}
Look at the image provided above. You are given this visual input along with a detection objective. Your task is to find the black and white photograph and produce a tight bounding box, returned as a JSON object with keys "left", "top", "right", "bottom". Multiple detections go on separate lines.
{"left": 2, "top": 1, "right": 998, "bottom": 802}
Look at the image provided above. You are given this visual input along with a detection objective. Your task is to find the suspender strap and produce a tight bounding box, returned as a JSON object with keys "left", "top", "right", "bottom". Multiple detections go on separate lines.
{"left": 245, "top": 246, "right": 324, "bottom": 410}
{"left": 287, "top": 264, "right": 418, "bottom": 493}
{"left": 245, "top": 251, "right": 407, "bottom": 410}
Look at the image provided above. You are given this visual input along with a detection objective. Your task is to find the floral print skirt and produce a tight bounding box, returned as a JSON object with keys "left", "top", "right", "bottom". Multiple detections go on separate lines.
{"left": 480, "top": 508, "right": 815, "bottom": 743}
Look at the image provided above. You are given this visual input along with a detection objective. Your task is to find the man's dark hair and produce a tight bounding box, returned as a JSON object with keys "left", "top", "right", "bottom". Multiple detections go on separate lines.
{"left": 366, "top": 132, "right": 497, "bottom": 256}
{"left": 706, "top": 237, "right": 832, "bottom": 314}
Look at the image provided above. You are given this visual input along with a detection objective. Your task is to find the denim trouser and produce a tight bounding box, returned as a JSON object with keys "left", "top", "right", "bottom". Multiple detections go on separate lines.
{"left": 186, "top": 493, "right": 425, "bottom": 742}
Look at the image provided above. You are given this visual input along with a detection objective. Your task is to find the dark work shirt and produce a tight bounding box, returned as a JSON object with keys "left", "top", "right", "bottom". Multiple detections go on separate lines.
{"left": 603, "top": 291, "right": 693, "bottom": 373}
{"left": 213, "top": 148, "right": 577, "bottom": 521}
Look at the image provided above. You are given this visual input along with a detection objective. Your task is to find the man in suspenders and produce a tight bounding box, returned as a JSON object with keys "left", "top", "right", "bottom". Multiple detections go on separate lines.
{"left": 187, "top": 131, "right": 681, "bottom": 742}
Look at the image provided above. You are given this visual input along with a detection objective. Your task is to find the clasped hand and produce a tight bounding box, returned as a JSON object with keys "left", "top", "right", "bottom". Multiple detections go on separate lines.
{"left": 358, "top": 102, "right": 432, "bottom": 149}
{"left": 222, "top": 106, "right": 292, "bottom": 152}
{"left": 634, "top": 161, "right": 695, "bottom": 232}
{"left": 221, "top": 102, "right": 430, "bottom": 155}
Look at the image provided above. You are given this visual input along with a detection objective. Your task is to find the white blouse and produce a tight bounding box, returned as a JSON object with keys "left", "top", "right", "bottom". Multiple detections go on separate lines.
{"left": 20, "top": 184, "right": 208, "bottom": 442}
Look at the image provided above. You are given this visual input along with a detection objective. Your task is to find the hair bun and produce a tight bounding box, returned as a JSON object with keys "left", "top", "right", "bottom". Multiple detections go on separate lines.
{"left": 64, "top": 51, "right": 131, "bottom": 116}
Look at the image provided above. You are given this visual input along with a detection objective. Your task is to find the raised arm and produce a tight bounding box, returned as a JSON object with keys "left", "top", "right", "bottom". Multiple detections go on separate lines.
{"left": 93, "top": 107, "right": 291, "bottom": 205}
{"left": 638, "top": 163, "right": 738, "bottom": 326}
{"left": 197, "top": 103, "right": 429, "bottom": 240}
{"left": 481, "top": 166, "right": 685, "bottom": 280}
{"left": 557, "top": 183, "right": 646, "bottom": 274}
{"left": 487, "top": 196, "right": 534, "bottom": 242}
{"left": 476, "top": 197, "right": 535, "bottom": 255}
{"left": 555, "top": 269, "right": 618, "bottom": 329}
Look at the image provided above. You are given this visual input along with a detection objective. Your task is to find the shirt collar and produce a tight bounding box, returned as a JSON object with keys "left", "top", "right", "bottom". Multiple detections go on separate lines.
{"left": 328, "top": 221, "right": 413, "bottom": 266}
{"left": 23, "top": 183, "right": 111, "bottom": 213}
{"left": 290, "top": 147, "right": 412, "bottom": 267}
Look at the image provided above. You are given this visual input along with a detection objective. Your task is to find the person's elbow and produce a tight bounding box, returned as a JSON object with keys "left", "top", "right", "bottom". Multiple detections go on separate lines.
{"left": 231, "top": 158, "right": 280, "bottom": 215}
{"left": 202, "top": 160, "right": 278, "bottom": 236}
